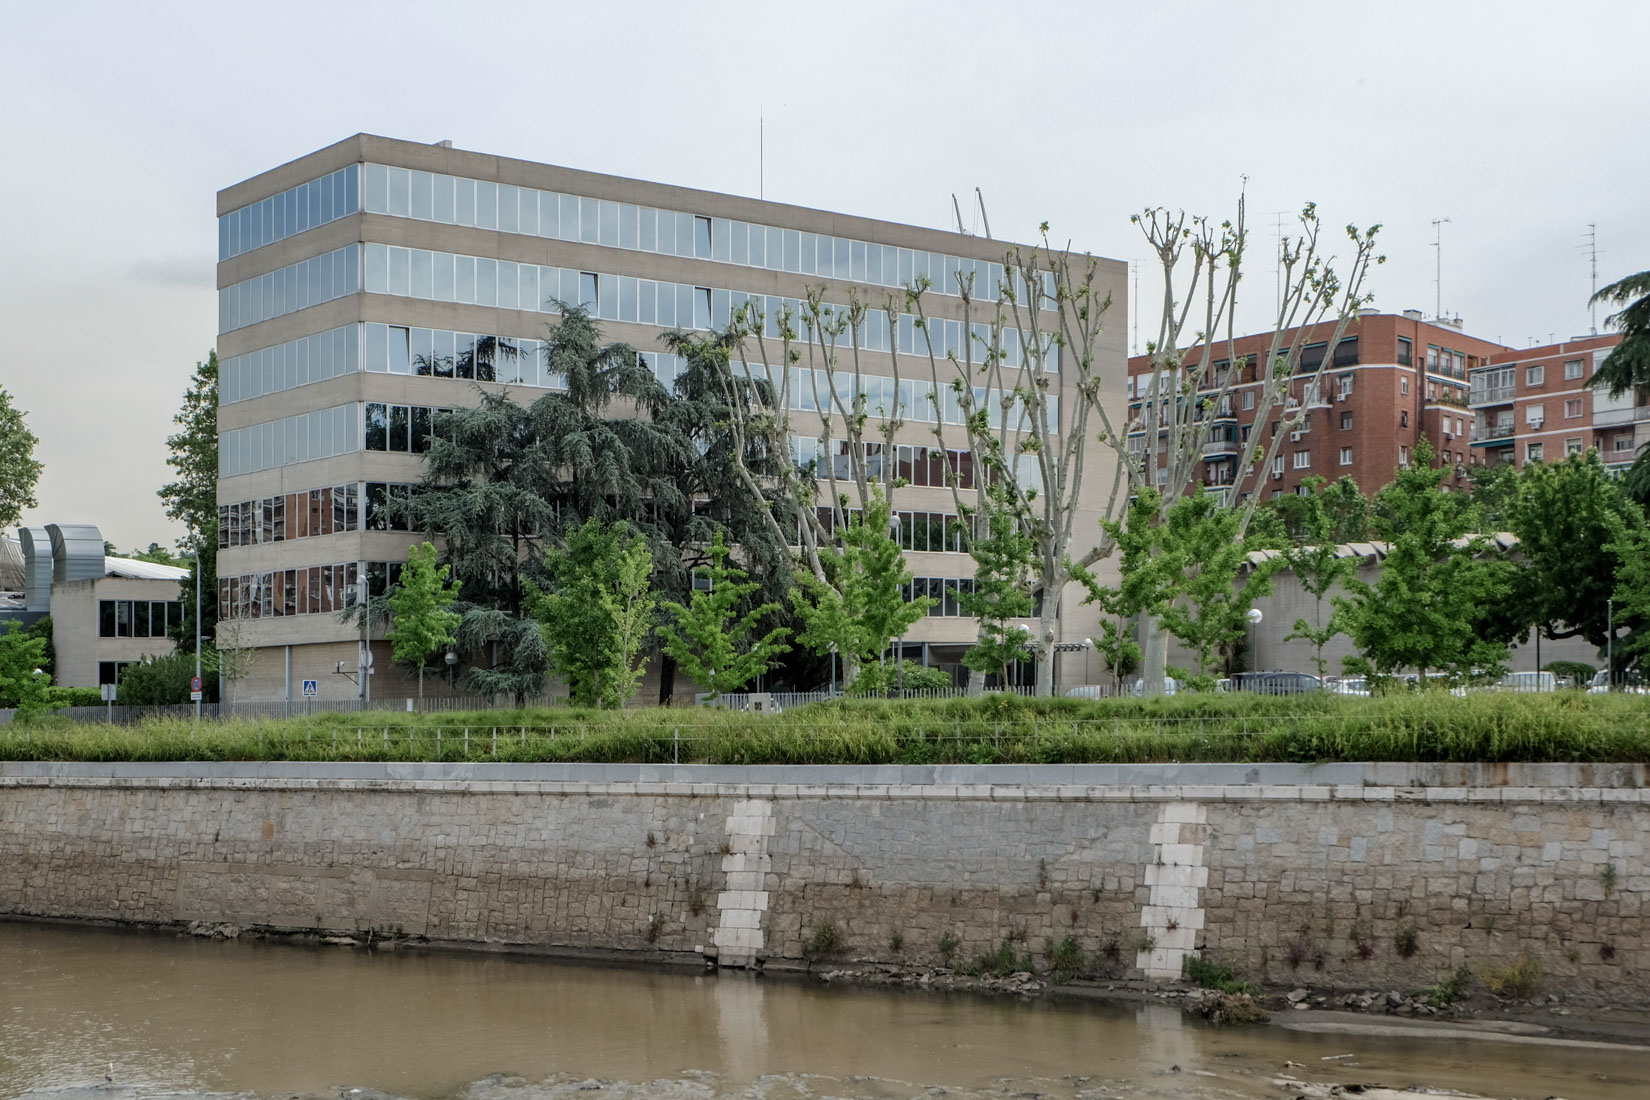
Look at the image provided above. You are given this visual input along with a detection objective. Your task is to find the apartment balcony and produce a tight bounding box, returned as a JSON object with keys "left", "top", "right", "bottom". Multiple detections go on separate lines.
{"left": 1202, "top": 438, "right": 1240, "bottom": 458}
{"left": 1470, "top": 423, "right": 1516, "bottom": 445}
{"left": 1469, "top": 385, "right": 1516, "bottom": 407}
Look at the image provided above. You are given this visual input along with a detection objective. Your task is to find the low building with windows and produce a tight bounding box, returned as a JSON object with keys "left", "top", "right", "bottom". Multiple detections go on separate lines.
{"left": 1, "top": 524, "right": 189, "bottom": 690}
{"left": 216, "top": 135, "right": 1128, "bottom": 703}
{"left": 1126, "top": 312, "right": 1505, "bottom": 501}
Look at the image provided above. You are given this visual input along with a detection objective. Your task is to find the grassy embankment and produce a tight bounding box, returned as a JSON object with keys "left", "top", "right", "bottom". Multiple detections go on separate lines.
{"left": 2, "top": 692, "right": 1648, "bottom": 764}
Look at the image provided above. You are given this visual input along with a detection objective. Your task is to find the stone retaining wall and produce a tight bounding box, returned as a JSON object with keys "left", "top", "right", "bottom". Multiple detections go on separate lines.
{"left": 1, "top": 762, "right": 1644, "bottom": 1002}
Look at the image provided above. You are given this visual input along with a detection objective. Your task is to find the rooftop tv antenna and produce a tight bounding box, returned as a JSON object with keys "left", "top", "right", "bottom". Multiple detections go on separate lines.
{"left": 1581, "top": 224, "right": 1603, "bottom": 335}
{"left": 1432, "top": 217, "right": 1452, "bottom": 321}
{"left": 1266, "top": 210, "right": 1289, "bottom": 321}
{"left": 952, "top": 193, "right": 968, "bottom": 235}
{"left": 1129, "top": 259, "right": 1142, "bottom": 356}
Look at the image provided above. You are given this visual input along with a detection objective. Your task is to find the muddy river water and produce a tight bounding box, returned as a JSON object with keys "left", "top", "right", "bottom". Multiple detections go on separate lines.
{"left": 1, "top": 923, "right": 1644, "bottom": 1100}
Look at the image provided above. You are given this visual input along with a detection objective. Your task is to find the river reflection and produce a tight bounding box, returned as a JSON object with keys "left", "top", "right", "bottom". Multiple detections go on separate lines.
{"left": 0, "top": 922, "right": 1642, "bottom": 1100}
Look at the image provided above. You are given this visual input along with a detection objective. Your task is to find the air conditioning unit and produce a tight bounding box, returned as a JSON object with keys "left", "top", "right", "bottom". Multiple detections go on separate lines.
{"left": 1444, "top": 432, "right": 1454, "bottom": 441}
{"left": 1289, "top": 431, "right": 1304, "bottom": 443}
{"left": 1271, "top": 470, "right": 1283, "bottom": 480}
{"left": 1530, "top": 418, "right": 1544, "bottom": 428}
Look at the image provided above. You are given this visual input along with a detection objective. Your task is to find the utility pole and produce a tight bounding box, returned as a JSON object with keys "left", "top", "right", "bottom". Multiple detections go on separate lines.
{"left": 1432, "top": 217, "right": 1452, "bottom": 321}
{"left": 194, "top": 546, "right": 202, "bottom": 728}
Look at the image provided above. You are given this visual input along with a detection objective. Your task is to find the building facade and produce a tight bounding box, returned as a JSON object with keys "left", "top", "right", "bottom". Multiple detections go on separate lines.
{"left": 216, "top": 135, "right": 1128, "bottom": 704}
{"left": 1468, "top": 334, "right": 1640, "bottom": 470}
{"left": 2, "top": 524, "right": 189, "bottom": 689}
{"left": 1127, "top": 312, "right": 1506, "bottom": 500}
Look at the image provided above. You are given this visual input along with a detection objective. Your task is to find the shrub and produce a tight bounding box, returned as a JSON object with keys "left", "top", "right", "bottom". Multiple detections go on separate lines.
{"left": 937, "top": 932, "right": 959, "bottom": 963}
{"left": 44, "top": 686, "right": 102, "bottom": 708}
{"left": 804, "top": 919, "right": 844, "bottom": 960}
{"left": 1049, "top": 936, "right": 1085, "bottom": 981}
{"left": 1478, "top": 950, "right": 1544, "bottom": 1000}
{"left": 115, "top": 652, "right": 200, "bottom": 706}
{"left": 959, "top": 940, "right": 1032, "bottom": 978}
{"left": 1417, "top": 964, "right": 1470, "bottom": 1007}
{"left": 1183, "top": 954, "right": 1261, "bottom": 996}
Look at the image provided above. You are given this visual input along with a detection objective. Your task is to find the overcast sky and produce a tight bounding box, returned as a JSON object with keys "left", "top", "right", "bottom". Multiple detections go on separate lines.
{"left": 3, "top": 0, "right": 1646, "bottom": 551}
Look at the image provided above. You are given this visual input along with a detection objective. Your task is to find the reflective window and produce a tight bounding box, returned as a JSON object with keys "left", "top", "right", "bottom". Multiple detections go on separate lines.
{"left": 221, "top": 165, "right": 359, "bottom": 260}
{"left": 218, "top": 245, "right": 359, "bottom": 333}
{"left": 220, "top": 404, "right": 361, "bottom": 478}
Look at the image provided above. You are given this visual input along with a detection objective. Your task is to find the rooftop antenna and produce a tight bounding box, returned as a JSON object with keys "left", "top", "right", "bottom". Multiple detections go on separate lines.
{"left": 1581, "top": 224, "right": 1603, "bottom": 335}
{"left": 759, "top": 108, "right": 764, "bottom": 200}
{"left": 1266, "top": 210, "right": 1289, "bottom": 321}
{"left": 1129, "top": 259, "right": 1142, "bottom": 356}
{"left": 975, "top": 188, "right": 992, "bottom": 240}
{"left": 1431, "top": 217, "right": 1452, "bottom": 321}
{"left": 951, "top": 193, "right": 968, "bottom": 235}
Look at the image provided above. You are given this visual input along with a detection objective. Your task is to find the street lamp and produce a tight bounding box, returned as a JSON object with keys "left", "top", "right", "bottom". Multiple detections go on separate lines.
{"left": 445, "top": 650, "right": 458, "bottom": 691}
{"left": 1245, "top": 608, "right": 1263, "bottom": 672}
{"left": 1083, "top": 637, "right": 1096, "bottom": 688}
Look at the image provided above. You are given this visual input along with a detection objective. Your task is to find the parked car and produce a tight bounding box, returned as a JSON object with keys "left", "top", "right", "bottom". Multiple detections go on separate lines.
{"left": 1498, "top": 671, "right": 1556, "bottom": 693}
{"left": 1128, "top": 677, "right": 1180, "bottom": 697}
{"left": 1325, "top": 677, "right": 1370, "bottom": 697}
{"left": 1587, "top": 669, "right": 1648, "bottom": 694}
{"left": 1228, "top": 670, "right": 1322, "bottom": 695}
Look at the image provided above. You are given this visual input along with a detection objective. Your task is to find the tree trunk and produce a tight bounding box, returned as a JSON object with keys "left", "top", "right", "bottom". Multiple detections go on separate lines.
{"left": 657, "top": 652, "right": 677, "bottom": 707}
{"left": 1035, "top": 609, "right": 1057, "bottom": 697}
{"left": 841, "top": 653, "right": 862, "bottom": 692}
{"left": 418, "top": 665, "right": 424, "bottom": 707}
{"left": 1141, "top": 616, "right": 1171, "bottom": 697}
{"left": 966, "top": 666, "right": 986, "bottom": 697}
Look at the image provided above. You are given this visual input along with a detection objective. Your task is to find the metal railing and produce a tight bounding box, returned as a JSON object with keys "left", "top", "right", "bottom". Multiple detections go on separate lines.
{"left": 1469, "top": 385, "right": 1515, "bottom": 405}
{"left": 1469, "top": 423, "right": 1515, "bottom": 442}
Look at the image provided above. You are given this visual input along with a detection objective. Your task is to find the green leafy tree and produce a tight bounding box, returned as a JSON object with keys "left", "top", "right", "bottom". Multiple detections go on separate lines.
{"left": 1078, "top": 489, "right": 1174, "bottom": 684}
{"left": 1279, "top": 479, "right": 1361, "bottom": 676}
{"left": 793, "top": 493, "right": 931, "bottom": 692}
{"left": 116, "top": 651, "right": 200, "bottom": 706}
{"left": 410, "top": 306, "right": 688, "bottom": 704}
{"left": 1605, "top": 511, "right": 1650, "bottom": 678}
{"left": 0, "top": 387, "right": 43, "bottom": 535}
{"left": 159, "top": 352, "right": 219, "bottom": 652}
{"left": 1337, "top": 439, "right": 1517, "bottom": 683}
{"left": 1590, "top": 269, "right": 1650, "bottom": 397}
{"left": 1082, "top": 488, "right": 1282, "bottom": 688}
{"left": 1508, "top": 451, "right": 1644, "bottom": 660}
{"left": 956, "top": 485, "right": 1036, "bottom": 687}
{"left": 659, "top": 531, "right": 790, "bottom": 699}
{"left": 1150, "top": 491, "right": 1283, "bottom": 686}
{"left": 651, "top": 329, "right": 797, "bottom": 701}
{"left": 1465, "top": 460, "right": 1520, "bottom": 533}
{"left": 0, "top": 622, "right": 51, "bottom": 715}
{"left": 387, "top": 542, "right": 462, "bottom": 703}
{"left": 530, "top": 519, "right": 657, "bottom": 708}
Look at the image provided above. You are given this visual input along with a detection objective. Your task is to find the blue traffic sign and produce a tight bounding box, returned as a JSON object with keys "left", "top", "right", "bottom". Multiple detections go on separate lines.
{"left": 302, "top": 679, "right": 319, "bottom": 697}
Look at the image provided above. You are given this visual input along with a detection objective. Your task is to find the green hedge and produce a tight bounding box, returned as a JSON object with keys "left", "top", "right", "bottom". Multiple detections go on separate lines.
{"left": 2, "top": 692, "right": 1648, "bottom": 765}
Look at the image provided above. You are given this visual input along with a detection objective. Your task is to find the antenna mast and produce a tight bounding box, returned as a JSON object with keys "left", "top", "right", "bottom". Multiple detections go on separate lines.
{"left": 1583, "top": 224, "right": 1601, "bottom": 335}
{"left": 1267, "top": 211, "right": 1288, "bottom": 322}
{"left": 1431, "top": 217, "right": 1452, "bottom": 321}
{"left": 1129, "top": 260, "right": 1141, "bottom": 356}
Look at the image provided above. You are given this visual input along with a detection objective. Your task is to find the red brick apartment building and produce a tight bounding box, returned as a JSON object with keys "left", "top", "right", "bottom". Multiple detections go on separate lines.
{"left": 1469, "top": 334, "right": 1639, "bottom": 471}
{"left": 1127, "top": 312, "right": 1505, "bottom": 501}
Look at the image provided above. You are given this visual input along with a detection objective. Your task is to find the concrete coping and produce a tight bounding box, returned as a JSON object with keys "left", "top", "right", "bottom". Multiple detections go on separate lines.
{"left": 0, "top": 760, "right": 1641, "bottom": 791}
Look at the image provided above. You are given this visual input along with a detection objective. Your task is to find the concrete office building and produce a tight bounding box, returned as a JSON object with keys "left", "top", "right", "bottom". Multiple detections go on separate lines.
{"left": 216, "top": 135, "right": 1128, "bottom": 704}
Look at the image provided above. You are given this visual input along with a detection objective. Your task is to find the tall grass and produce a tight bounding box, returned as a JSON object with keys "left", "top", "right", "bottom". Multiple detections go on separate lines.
{"left": 2, "top": 692, "right": 1646, "bottom": 765}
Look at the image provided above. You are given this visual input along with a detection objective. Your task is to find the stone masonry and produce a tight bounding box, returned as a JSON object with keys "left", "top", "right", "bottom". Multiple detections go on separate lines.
{"left": 0, "top": 761, "right": 1645, "bottom": 1003}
